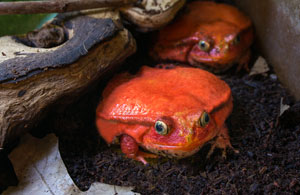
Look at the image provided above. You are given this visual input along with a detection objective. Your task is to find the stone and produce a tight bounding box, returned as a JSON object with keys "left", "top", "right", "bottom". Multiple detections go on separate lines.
{"left": 234, "top": 0, "right": 300, "bottom": 100}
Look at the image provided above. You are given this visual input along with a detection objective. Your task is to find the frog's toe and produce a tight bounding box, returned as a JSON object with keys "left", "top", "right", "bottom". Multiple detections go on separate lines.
{"left": 135, "top": 151, "right": 158, "bottom": 164}
{"left": 207, "top": 145, "right": 239, "bottom": 160}
{"left": 221, "top": 149, "right": 227, "bottom": 159}
{"left": 206, "top": 143, "right": 216, "bottom": 159}
{"left": 135, "top": 156, "right": 148, "bottom": 165}
{"left": 232, "top": 147, "right": 240, "bottom": 154}
{"left": 222, "top": 146, "right": 239, "bottom": 159}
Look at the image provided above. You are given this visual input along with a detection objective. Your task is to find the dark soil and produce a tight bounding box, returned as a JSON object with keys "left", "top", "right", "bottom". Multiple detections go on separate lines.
{"left": 28, "top": 25, "right": 300, "bottom": 194}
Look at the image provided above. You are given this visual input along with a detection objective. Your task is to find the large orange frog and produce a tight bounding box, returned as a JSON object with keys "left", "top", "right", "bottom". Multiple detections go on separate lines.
{"left": 96, "top": 66, "right": 235, "bottom": 164}
{"left": 150, "top": 1, "right": 253, "bottom": 72}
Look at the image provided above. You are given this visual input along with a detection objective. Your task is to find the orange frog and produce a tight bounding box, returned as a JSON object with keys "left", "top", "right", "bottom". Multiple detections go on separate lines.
{"left": 150, "top": 1, "right": 253, "bottom": 72}
{"left": 96, "top": 66, "right": 236, "bottom": 164}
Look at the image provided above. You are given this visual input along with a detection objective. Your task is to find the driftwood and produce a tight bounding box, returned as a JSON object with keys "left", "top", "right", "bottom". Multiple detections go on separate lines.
{"left": 0, "top": 0, "right": 186, "bottom": 32}
{"left": 0, "top": 9, "right": 136, "bottom": 148}
{"left": 0, "top": 0, "right": 137, "bottom": 15}
{"left": 120, "top": 0, "right": 186, "bottom": 31}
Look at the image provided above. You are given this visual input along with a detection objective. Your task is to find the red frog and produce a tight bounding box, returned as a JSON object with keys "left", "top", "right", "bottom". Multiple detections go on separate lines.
{"left": 96, "top": 66, "right": 236, "bottom": 164}
{"left": 150, "top": 1, "right": 253, "bottom": 72}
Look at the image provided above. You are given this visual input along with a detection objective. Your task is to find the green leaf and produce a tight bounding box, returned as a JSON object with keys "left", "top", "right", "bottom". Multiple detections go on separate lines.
{"left": 0, "top": 0, "right": 56, "bottom": 36}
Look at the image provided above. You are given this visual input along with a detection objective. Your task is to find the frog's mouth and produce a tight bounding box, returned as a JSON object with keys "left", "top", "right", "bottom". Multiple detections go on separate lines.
{"left": 187, "top": 43, "right": 245, "bottom": 73}
{"left": 142, "top": 142, "right": 205, "bottom": 159}
{"left": 187, "top": 49, "right": 240, "bottom": 73}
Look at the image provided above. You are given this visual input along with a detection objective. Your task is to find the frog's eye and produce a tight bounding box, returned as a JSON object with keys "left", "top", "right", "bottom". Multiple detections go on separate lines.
{"left": 155, "top": 121, "right": 169, "bottom": 135}
{"left": 199, "top": 112, "right": 210, "bottom": 127}
{"left": 233, "top": 34, "right": 241, "bottom": 45}
{"left": 198, "top": 40, "right": 210, "bottom": 52}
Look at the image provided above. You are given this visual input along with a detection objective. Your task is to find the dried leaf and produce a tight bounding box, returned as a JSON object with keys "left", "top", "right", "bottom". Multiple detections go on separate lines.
{"left": 280, "top": 98, "right": 290, "bottom": 116}
{"left": 3, "top": 134, "right": 137, "bottom": 195}
{"left": 249, "top": 56, "right": 270, "bottom": 76}
{"left": 87, "top": 183, "right": 138, "bottom": 195}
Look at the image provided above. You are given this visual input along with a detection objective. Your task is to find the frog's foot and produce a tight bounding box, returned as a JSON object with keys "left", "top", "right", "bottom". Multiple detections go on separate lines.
{"left": 120, "top": 134, "right": 158, "bottom": 165}
{"left": 236, "top": 49, "right": 251, "bottom": 72}
{"left": 207, "top": 125, "right": 239, "bottom": 159}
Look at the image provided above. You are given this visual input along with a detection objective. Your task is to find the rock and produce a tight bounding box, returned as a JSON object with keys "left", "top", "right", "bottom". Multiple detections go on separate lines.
{"left": 0, "top": 9, "right": 136, "bottom": 148}
{"left": 234, "top": 0, "right": 300, "bottom": 101}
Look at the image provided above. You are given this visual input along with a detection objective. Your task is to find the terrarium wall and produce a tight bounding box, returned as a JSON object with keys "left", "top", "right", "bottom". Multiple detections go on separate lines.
{"left": 234, "top": 0, "right": 300, "bottom": 100}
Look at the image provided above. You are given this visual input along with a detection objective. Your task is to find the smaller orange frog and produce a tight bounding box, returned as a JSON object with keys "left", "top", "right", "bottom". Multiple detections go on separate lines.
{"left": 96, "top": 66, "right": 236, "bottom": 164}
{"left": 150, "top": 1, "right": 253, "bottom": 72}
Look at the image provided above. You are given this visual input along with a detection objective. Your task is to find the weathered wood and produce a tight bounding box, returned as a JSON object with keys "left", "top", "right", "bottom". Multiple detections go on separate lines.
{"left": 120, "top": 0, "right": 186, "bottom": 31}
{"left": 1, "top": 16, "right": 118, "bottom": 83}
{"left": 0, "top": 9, "right": 136, "bottom": 148}
{"left": 0, "top": 0, "right": 137, "bottom": 15}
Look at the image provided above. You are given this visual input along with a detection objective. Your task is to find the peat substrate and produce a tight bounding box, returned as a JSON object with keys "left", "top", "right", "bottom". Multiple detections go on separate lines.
{"left": 30, "top": 29, "right": 300, "bottom": 194}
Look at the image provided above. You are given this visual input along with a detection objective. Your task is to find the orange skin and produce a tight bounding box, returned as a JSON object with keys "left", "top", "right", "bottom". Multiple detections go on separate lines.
{"left": 150, "top": 1, "right": 254, "bottom": 72}
{"left": 96, "top": 66, "right": 234, "bottom": 164}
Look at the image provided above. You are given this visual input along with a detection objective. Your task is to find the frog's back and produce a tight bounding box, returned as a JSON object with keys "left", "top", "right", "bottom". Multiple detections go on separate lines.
{"left": 159, "top": 1, "right": 251, "bottom": 42}
{"left": 97, "top": 66, "right": 231, "bottom": 121}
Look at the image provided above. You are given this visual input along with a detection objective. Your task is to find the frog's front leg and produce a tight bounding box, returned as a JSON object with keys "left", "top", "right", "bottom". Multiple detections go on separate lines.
{"left": 237, "top": 49, "right": 251, "bottom": 72}
{"left": 207, "top": 124, "right": 239, "bottom": 158}
{"left": 120, "top": 134, "right": 157, "bottom": 164}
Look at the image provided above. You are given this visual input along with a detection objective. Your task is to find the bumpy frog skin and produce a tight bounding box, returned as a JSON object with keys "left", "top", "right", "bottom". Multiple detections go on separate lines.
{"left": 150, "top": 1, "right": 254, "bottom": 72}
{"left": 96, "top": 66, "right": 235, "bottom": 164}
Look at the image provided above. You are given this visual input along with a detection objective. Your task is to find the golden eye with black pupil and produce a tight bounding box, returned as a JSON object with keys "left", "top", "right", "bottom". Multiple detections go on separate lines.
{"left": 233, "top": 34, "right": 241, "bottom": 45}
{"left": 198, "top": 40, "right": 210, "bottom": 52}
{"left": 199, "top": 112, "right": 210, "bottom": 127}
{"left": 155, "top": 121, "right": 169, "bottom": 135}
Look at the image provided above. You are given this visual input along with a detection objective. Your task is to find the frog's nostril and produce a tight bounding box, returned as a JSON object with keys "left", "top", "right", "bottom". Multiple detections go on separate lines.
{"left": 184, "top": 128, "right": 194, "bottom": 143}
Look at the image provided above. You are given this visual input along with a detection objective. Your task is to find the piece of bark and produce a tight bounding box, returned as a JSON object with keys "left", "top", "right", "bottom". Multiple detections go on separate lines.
{"left": 23, "top": 24, "right": 66, "bottom": 48}
{"left": 0, "top": 9, "right": 136, "bottom": 148}
{"left": 120, "top": 0, "right": 186, "bottom": 31}
{"left": 0, "top": 0, "right": 137, "bottom": 15}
